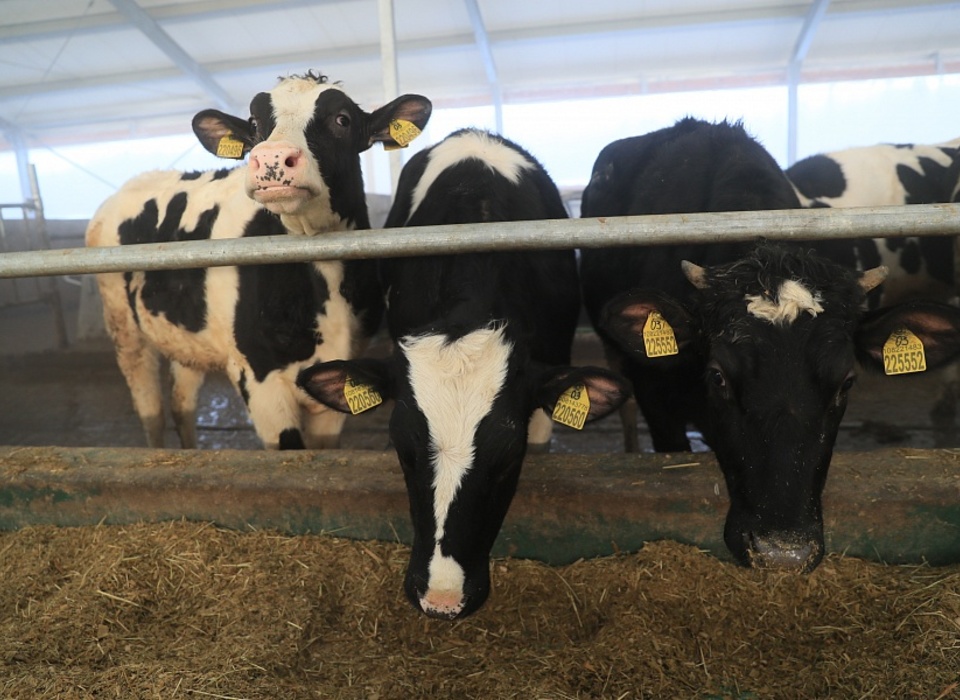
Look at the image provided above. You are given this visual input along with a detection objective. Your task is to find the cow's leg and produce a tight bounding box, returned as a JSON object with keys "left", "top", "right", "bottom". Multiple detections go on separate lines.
{"left": 170, "top": 361, "right": 204, "bottom": 449}
{"left": 113, "top": 344, "right": 166, "bottom": 448}
{"left": 527, "top": 408, "right": 553, "bottom": 453}
{"left": 101, "top": 288, "right": 166, "bottom": 448}
{"left": 240, "top": 371, "right": 305, "bottom": 450}
{"left": 302, "top": 406, "right": 347, "bottom": 449}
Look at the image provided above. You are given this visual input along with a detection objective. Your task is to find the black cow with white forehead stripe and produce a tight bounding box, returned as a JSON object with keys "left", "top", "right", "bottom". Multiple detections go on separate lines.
{"left": 87, "top": 72, "right": 431, "bottom": 449}
{"left": 604, "top": 244, "right": 960, "bottom": 572}
{"left": 299, "top": 129, "right": 630, "bottom": 619}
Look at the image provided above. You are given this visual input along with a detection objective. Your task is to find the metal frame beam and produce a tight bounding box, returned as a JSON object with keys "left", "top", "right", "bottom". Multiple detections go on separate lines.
{"left": 788, "top": 0, "right": 832, "bottom": 165}
{"left": 464, "top": 0, "right": 504, "bottom": 133}
{"left": 105, "top": 0, "right": 240, "bottom": 114}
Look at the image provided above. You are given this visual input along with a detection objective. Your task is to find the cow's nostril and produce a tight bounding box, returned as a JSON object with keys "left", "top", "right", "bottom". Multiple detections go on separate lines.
{"left": 285, "top": 155, "right": 298, "bottom": 168}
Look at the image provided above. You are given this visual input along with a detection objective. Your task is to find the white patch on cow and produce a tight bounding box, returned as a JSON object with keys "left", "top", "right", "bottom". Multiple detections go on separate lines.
{"left": 407, "top": 130, "right": 536, "bottom": 222}
{"left": 745, "top": 280, "right": 824, "bottom": 325}
{"left": 265, "top": 78, "right": 341, "bottom": 147}
{"left": 421, "top": 544, "right": 467, "bottom": 615}
{"left": 402, "top": 327, "right": 512, "bottom": 546}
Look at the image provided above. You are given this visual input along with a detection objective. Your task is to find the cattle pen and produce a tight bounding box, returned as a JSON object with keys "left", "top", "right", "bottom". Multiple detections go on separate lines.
{"left": 1, "top": 205, "right": 960, "bottom": 698}
{"left": 1, "top": 204, "right": 960, "bottom": 561}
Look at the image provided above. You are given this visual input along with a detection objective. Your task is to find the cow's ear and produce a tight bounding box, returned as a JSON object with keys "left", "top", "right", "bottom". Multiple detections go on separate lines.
{"left": 534, "top": 366, "right": 632, "bottom": 425}
{"left": 296, "top": 359, "right": 394, "bottom": 414}
{"left": 366, "top": 95, "right": 433, "bottom": 150}
{"left": 600, "top": 289, "right": 699, "bottom": 362}
{"left": 192, "top": 109, "right": 256, "bottom": 158}
{"left": 855, "top": 301, "right": 960, "bottom": 372}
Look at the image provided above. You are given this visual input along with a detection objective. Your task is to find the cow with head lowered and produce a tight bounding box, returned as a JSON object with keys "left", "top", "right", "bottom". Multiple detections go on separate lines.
{"left": 298, "top": 129, "right": 630, "bottom": 618}
{"left": 87, "top": 72, "right": 432, "bottom": 449}
{"left": 580, "top": 118, "right": 960, "bottom": 572}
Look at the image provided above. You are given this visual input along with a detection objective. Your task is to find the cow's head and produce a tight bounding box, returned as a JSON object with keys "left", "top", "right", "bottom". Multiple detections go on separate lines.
{"left": 297, "top": 327, "right": 629, "bottom": 619}
{"left": 192, "top": 71, "right": 431, "bottom": 231}
{"left": 602, "top": 243, "right": 960, "bottom": 572}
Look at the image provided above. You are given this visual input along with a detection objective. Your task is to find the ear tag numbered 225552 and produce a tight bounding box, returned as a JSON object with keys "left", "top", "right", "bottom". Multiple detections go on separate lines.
{"left": 384, "top": 119, "right": 422, "bottom": 151}
{"left": 343, "top": 375, "right": 383, "bottom": 415}
{"left": 216, "top": 134, "right": 246, "bottom": 159}
{"left": 643, "top": 311, "right": 679, "bottom": 358}
{"left": 552, "top": 383, "right": 590, "bottom": 430}
{"left": 882, "top": 328, "right": 927, "bottom": 376}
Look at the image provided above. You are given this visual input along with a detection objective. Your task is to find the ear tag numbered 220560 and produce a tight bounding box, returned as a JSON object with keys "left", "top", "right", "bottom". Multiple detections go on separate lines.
{"left": 343, "top": 375, "right": 383, "bottom": 415}
{"left": 552, "top": 383, "right": 590, "bottom": 430}
{"left": 882, "top": 327, "right": 927, "bottom": 376}
{"left": 216, "top": 134, "right": 246, "bottom": 159}
{"left": 384, "top": 119, "right": 422, "bottom": 151}
{"left": 642, "top": 311, "right": 679, "bottom": 358}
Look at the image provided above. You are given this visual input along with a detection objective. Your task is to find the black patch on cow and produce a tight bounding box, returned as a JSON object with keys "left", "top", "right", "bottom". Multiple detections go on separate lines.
{"left": 238, "top": 370, "right": 250, "bottom": 405}
{"left": 211, "top": 168, "right": 232, "bottom": 180}
{"left": 786, "top": 154, "right": 847, "bottom": 199}
{"left": 279, "top": 428, "right": 305, "bottom": 450}
{"left": 896, "top": 155, "right": 955, "bottom": 203}
{"left": 118, "top": 194, "right": 220, "bottom": 332}
{"left": 180, "top": 171, "right": 203, "bottom": 181}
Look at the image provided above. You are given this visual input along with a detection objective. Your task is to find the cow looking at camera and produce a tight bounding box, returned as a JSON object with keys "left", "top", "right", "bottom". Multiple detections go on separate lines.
{"left": 298, "top": 129, "right": 630, "bottom": 619}
{"left": 86, "top": 72, "right": 432, "bottom": 449}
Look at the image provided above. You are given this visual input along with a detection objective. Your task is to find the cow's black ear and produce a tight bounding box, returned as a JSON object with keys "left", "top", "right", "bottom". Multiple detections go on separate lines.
{"left": 855, "top": 301, "right": 960, "bottom": 372}
{"left": 296, "top": 359, "right": 394, "bottom": 414}
{"left": 600, "top": 289, "right": 699, "bottom": 362}
{"left": 192, "top": 109, "right": 256, "bottom": 158}
{"left": 367, "top": 95, "right": 433, "bottom": 150}
{"left": 534, "top": 366, "right": 632, "bottom": 424}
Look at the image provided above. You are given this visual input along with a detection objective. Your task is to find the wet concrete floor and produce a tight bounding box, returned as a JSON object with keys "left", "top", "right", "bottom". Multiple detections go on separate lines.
{"left": 2, "top": 309, "right": 959, "bottom": 455}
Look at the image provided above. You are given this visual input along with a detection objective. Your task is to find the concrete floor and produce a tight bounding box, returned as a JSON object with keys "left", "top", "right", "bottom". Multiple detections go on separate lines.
{"left": 2, "top": 286, "right": 959, "bottom": 454}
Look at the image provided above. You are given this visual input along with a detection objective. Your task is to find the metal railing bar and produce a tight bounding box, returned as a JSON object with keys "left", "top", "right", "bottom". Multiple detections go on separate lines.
{"left": 0, "top": 203, "right": 958, "bottom": 279}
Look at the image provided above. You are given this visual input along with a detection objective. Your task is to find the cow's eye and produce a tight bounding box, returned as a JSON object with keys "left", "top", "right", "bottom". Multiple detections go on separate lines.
{"left": 707, "top": 365, "right": 726, "bottom": 389}
{"left": 335, "top": 113, "right": 351, "bottom": 128}
{"left": 839, "top": 372, "right": 856, "bottom": 394}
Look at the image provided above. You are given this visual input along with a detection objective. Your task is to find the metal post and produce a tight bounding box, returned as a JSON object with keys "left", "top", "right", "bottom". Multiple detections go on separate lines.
{"left": 378, "top": 0, "right": 403, "bottom": 193}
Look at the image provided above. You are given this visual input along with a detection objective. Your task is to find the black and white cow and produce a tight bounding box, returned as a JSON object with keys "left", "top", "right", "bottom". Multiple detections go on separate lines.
{"left": 787, "top": 139, "right": 960, "bottom": 304}
{"left": 87, "top": 72, "right": 432, "bottom": 449}
{"left": 580, "top": 117, "right": 960, "bottom": 571}
{"left": 298, "top": 129, "right": 630, "bottom": 618}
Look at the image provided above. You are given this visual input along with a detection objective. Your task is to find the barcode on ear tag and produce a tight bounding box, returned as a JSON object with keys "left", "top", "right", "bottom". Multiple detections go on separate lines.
{"left": 643, "top": 311, "right": 679, "bottom": 358}
{"left": 216, "top": 134, "right": 245, "bottom": 159}
{"left": 551, "top": 383, "right": 590, "bottom": 430}
{"left": 343, "top": 375, "right": 383, "bottom": 415}
{"left": 882, "top": 328, "right": 927, "bottom": 376}
{"left": 384, "top": 119, "right": 422, "bottom": 150}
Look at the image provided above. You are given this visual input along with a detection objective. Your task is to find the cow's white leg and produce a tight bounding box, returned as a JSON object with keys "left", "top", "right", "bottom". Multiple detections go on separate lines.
{"left": 527, "top": 408, "right": 553, "bottom": 453}
{"left": 302, "top": 406, "right": 347, "bottom": 449}
{"left": 170, "top": 361, "right": 205, "bottom": 449}
{"left": 242, "top": 371, "right": 304, "bottom": 449}
{"left": 101, "top": 282, "right": 166, "bottom": 448}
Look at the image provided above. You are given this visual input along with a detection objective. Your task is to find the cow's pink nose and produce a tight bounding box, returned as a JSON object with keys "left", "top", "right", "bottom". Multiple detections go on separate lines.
{"left": 249, "top": 143, "right": 303, "bottom": 183}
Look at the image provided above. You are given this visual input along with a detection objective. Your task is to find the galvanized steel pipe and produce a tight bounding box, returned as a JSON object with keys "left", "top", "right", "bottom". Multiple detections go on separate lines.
{"left": 1, "top": 204, "right": 958, "bottom": 279}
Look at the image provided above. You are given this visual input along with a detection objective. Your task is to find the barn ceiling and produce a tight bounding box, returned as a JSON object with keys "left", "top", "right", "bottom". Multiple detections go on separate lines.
{"left": 1, "top": 0, "right": 959, "bottom": 151}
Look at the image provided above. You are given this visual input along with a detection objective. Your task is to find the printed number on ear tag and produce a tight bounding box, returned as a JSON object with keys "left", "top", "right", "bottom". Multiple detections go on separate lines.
{"left": 552, "top": 383, "right": 590, "bottom": 430}
{"left": 216, "top": 134, "right": 245, "bottom": 159}
{"left": 343, "top": 375, "right": 383, "bottom": 415}
{"left": 384, "top": 119, "right": 422, "bottom": 150}
{"left": 882, "top": 328, "right": 927, "bottom": 376}
{"left": 643, "top": 311, "right": 679, "bottom": 358}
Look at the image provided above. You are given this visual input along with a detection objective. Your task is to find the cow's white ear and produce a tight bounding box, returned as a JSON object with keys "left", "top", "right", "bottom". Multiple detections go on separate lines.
{"left": 681, "top": 260, "right": 709, "bottom": 289}
{"left": 858, "top": 265, "right": 888, "bottom": 293}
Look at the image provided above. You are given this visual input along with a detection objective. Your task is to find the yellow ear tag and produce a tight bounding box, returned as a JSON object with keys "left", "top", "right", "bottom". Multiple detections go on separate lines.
{"left": 882, "top": 328, "right": 927, "bottom": 376}
{"left": 216, "top": 134, "right": 246, "bottom": 159}
{"left": 552, "top": 383, "right": 590, "bottom": 430}
{"left": 643, "top": 311, "right": 679, "bottom": 358}
{"left": 384, "top": 119, "right": 422, "bottom": 150}
{"left": 343, "top": 375, "right": 383, "bottom": 415}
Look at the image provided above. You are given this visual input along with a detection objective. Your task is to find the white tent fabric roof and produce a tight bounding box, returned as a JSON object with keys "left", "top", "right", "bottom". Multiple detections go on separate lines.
{"left": 1, "top": 0, "right": 958, "bottom": 150}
